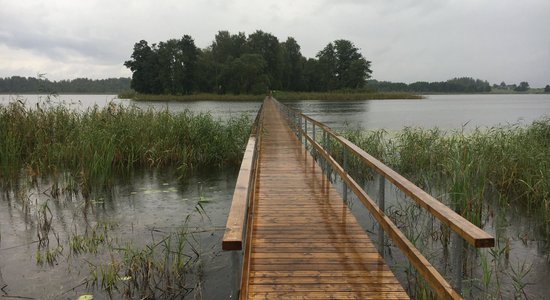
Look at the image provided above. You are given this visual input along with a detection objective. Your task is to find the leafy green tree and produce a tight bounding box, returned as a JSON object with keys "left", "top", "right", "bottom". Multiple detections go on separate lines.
{"left": 211, "top": 31, "right": 247, "bottom": 63}
{"left": 246, "top": 30, "right": 283, "bottom": 89}
{"left": 156, "top": 36, "right": 198, "bottom": 94}
{"left": 303, "top": 58, "right": 322, "bottom": 91}
{"left": 221, "top": 54, "right": 268, "bottom": 94}
{"left": 281, "top": 37, "right": 305, "bottom": 91}
{"left": 514, "top": 81, "right": 530, "bottom": 92}
{"left": 316, "top": 43, "right": 338, "bottom": 91}
{"left": 333, "top": 40, "right": 372, "bottom": 88}
{"left": 545, "top": 85, "right": 550, "bottom": 93}
{"left": 195, "top": 49, "right": 217, "bottom": 93}
{"left": 316, "top": 40, "right": 372, "bottom": 90}
{"left": 124, "top": 40, "right": 160, "bottom": 94}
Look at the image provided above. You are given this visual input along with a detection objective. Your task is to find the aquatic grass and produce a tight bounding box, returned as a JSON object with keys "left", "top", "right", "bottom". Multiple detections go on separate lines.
{"left": 0, "top": 101, "right": 252, "bottom": 193}
{"left": 343, "top": 118, "right": 550, "bottom": 237}
{"left": 86, "top": 228, "right": 198, "bottom": 299}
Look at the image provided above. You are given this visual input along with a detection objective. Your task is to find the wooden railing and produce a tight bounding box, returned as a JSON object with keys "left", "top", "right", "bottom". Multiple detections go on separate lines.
{"left": 222, "top": 102, "right": 263, "bottom": 250}
{"left": 275, "top": 98, "right": 494, "bottom": 300}
{"left": 222, "top": 101, "right": 264, "bottom": 299}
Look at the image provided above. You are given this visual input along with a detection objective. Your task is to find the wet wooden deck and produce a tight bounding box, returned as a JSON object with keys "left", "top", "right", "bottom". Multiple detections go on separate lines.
{"left": 244, "top": 98, "right": 409, "bottom": 299}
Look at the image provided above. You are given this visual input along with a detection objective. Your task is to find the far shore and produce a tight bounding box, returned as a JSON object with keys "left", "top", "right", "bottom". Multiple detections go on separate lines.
{"left": 118, "top": 91, "right": 423, "bottom": 102}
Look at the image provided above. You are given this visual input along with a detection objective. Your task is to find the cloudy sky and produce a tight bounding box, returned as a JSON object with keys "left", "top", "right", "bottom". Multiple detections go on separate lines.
{"left": 1, "top": 0, "right": 549, "bottom": 87}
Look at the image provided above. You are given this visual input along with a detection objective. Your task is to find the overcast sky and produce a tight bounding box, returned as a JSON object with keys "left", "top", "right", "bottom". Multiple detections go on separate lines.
{"left": 1, "top": 0, "right": 549, "bottom": 87}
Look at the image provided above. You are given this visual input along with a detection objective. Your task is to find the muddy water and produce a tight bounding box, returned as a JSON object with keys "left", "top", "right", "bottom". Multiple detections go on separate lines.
{"left": 0, "top": 168, "right": 239, "bottom": 299}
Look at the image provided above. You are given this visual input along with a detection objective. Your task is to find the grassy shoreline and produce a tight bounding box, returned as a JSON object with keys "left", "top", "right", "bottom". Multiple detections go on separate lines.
{"left": 118, "top": 91, "right": 423, "bottom": 101}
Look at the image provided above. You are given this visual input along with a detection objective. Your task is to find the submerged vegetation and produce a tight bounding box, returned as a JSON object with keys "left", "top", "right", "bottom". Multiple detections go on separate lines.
{"left": 343, "top": 118, "right": 550, "bottom": 236}
{"left": 0, "top": 99, "right": 251, "bottom": 192}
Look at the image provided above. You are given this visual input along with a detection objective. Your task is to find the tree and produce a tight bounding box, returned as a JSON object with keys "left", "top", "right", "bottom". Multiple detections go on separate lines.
{"left": 156, "top": 36, "right": 198, "bottom": 94}
{"left": 221, "top": 54, "right": 268, "bottom": 94}
{"left": 281, "top": 37, "right": 305, "bottom": 91}
{"left": 246, "top": 30, "right": 283, "bottom": 89}
{"left": 514, "top": 81, "right": 529, "bottom": 92}
{"left": 545, "top": 85, "right": 550, "bottom": 93}
{"left": 316, "top": 40, "right": 372, "bottom": 90}
{"left": 124, "top": 40, "right": 160, "bottom": 94}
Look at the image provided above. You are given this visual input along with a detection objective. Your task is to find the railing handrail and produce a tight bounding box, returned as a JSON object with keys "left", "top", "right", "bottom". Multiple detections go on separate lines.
{"left": 281, "top": 101, "right": 494, "bottom": 248}
{"left": 222, "top": 101, "right": 264, "bottom": 251}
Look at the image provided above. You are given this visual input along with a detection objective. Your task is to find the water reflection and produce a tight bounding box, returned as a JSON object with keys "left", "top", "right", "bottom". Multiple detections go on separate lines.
{"left": 0, "top": 168, "right": 238, "bottom": 299}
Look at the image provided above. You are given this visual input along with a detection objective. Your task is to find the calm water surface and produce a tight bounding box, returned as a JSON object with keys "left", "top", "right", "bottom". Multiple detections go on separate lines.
{"left": 2, "top": 93, "right": 549, "bottom": 130}
{"left": 1, "top": 93, "right": 549, "bottom": 298}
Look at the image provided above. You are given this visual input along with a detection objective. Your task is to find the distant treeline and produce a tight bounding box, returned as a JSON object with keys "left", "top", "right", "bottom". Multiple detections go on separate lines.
{"left": 124, "top": 30, "right": 372, "bottom": 95}
{"left": 368, "top": 77, "right": 492, "bottom": 93}
{"left": 0, "top": 76, "right": 131, "bottom": 94}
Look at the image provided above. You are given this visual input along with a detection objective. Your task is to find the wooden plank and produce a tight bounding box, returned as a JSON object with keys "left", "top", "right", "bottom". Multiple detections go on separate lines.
{"left": 242, "top": 98, "right": 410, "bottom": 299}
{"left": 249, "top": 291, "right": 410, "bottom": 300}
{"left": 301, "top": 123, "right": 462, "bottom": 300}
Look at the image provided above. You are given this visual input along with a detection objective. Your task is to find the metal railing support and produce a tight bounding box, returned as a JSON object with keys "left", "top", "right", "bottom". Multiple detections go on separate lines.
{"left": 342, "top": 147, "right": 348, "bottom": 203}
{"left": 378, "top": 174, "right": 386, "bottom": 256}
{"left": 298, "top": 115, "right": 302, "bottom": 142}
{"left": 452, "top": 232, "right": 463, "bottom": 294}
{"left": 304, "top": 119, "right": 308, "bottom": 148}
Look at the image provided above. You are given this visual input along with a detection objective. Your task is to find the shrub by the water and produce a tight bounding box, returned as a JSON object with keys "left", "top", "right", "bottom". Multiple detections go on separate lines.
{"left": 0, "top": 100, "right": 251, "bottom": 192}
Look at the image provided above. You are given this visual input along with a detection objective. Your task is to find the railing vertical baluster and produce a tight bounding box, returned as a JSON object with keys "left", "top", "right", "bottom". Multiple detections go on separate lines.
{"left": 322, "top": 131, "right": 327, "bottom": 174}
{"left": 452, "top": 232, "right": 463, "bottom": 294}
{"left": 378, "top": 174, "right": 385, "bottom": 256}
{"left": 298, "top": 115, "right": 302, "bottom": 143}
{"left": 304, "top": 119, "right": 308, "bottom": 148}
{"left": 342, "top": 147, "right": 348, "bottom": 203}
{"left": 312, "top": 123, "right": 316, "bottom": 159}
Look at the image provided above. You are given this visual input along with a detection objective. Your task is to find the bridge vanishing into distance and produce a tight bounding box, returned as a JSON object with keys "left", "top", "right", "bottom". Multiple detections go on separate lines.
{"left": 222, "top": 97, "right": 494, "bottom": 300}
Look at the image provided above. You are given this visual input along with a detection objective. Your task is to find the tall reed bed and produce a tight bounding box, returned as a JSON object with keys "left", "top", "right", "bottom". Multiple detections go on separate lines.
{"left": 343, "top": 119, "right": 550, "bottom": 235}
{"left": 0, "top": 101, "right": 251, "bottom": 192}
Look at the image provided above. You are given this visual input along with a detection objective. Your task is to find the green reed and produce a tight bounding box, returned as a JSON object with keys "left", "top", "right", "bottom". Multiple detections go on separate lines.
{"left": 0, "top": 101, "right": 251, "bottom": 192}
{"left": 343, "top": 118, "right": 550, "bottom": 236}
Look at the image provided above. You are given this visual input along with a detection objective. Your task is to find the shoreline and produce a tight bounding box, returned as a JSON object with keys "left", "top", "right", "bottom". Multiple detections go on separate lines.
{"left": 119, "top": 91, "right": 423, "bottom": 102}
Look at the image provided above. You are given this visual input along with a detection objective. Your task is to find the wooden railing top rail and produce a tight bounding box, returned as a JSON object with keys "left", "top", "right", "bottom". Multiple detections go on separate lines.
{"left": 281, "top": 101, "right": 494, "bottom": 248}
{"left": 222, "top": 102, "right": 263, "bottom": 251}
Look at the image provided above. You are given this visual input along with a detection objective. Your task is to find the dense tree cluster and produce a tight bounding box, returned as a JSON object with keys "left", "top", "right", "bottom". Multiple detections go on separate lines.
{"left": 0, "top": 76, "right": 130, "bottom": 94}
{"left": 369, "top": 77, "right": 492, "bottom": 93}
{"left": 124, "top": 30, "right": 372, "bottom": 95}
{"left": 545, "top": 85, "right": 550, "bottom": 93}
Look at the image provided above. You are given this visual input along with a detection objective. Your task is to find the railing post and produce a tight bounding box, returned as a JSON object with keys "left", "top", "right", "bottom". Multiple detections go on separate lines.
{"left": 298, "top": 115, "right": 302, "bottom": 143}
{"left": 342, "top": 147, "right": 348, "bottom": 203}
{"left": 304, "top": 119, "right": 308, "bottom": 148}
{"left": 452, "top": 232, "right": 463, "bottom": 294}
{"left": 312, "top": 123, "right": 317, "bottom": 159}
{"left": 322, "top": 131, "right": 328, "bottom": 174}
{"left": 231, "top": 250, "right": 242, "bottom": 298}
{"left": 378, "top": 174, "right": 385, "bottom": 256}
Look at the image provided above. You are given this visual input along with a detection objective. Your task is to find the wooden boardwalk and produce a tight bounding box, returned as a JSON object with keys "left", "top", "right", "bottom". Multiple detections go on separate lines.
{"left": 245, "top": 98, "right": 409, "bottom": 299}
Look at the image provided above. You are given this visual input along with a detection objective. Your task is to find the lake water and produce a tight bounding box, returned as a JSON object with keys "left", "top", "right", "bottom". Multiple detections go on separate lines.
{"left": 1, "top": 93, "right": 549, "bottom": 299}
{"left": 2, "top": 93, "right": 549, "bottom": 130}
